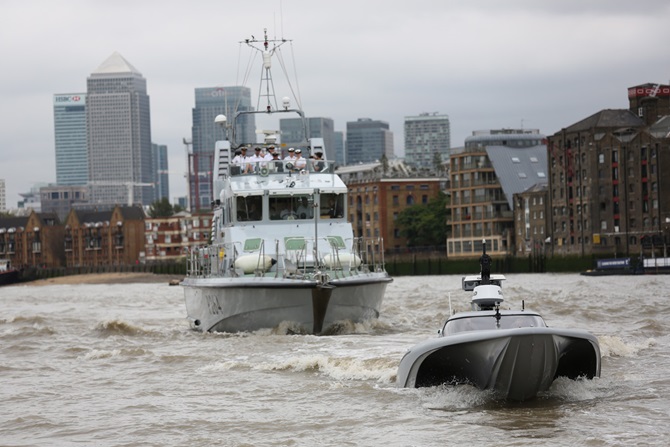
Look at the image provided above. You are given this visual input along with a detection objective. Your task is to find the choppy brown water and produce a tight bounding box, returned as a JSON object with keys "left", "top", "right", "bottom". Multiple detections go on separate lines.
{"left": 1, "top": 274, "right": 668, "bottom": 446}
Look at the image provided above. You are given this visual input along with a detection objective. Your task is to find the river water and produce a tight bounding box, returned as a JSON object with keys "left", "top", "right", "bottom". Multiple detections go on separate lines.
{"left": 1, "top": 273, "right": 668, "bottom": 446}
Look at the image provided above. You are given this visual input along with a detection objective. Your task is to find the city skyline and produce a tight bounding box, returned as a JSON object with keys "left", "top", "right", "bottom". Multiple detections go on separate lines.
{"left": 2, "top": 0, "right": 670, "bottom": 207}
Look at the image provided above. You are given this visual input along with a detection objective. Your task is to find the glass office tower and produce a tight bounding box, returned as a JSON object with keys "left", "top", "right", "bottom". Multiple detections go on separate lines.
{"left": 190, "top": 86, "right": 254, "bottom": 210}
{"left": 53, "top": 93, "right": 88, "bottom": 186}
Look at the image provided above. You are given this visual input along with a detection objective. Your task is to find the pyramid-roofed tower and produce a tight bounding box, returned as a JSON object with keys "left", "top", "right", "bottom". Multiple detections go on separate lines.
{"left": 86, "top": 52, "right": 153, "bottom": 206}
{"left": 91, "top": 51, "right": 142, "bottom": 76}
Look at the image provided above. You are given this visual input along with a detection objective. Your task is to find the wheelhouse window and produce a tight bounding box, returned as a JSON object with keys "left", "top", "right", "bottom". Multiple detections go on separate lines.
{"left": 269, "top": 195, "right": 314, "bottom": 220}
{"left": 444, "top": 314, "right": 546, "bottom": 335}
{"left": 236, "top": 196, "right": 263, "bottom": 222}
{"left": 319, "top": 193, "right": 344, "bottom": 219}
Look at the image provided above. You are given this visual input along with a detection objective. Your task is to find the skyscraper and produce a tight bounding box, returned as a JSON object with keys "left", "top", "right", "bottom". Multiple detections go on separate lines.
{"left": 404, "top": 113, "right": 451, "bottom": 171}
{"left": 53, "top": 93, "right": 88, "bottom": 186}
{"left": 0, "top": 179, "right": 5, "bottom": 212}
{"left": 333, "top": 131, "right": 345, "bottom": 166}
{"left": 190, "top": 86, "right": 254, "bottom": 210}
{"left": 86, "top": 52, "right": 153, "bottom": 206}
{"left": 345, "top": 118, "right": 394, "bottom": 165}
{"left": 152, "top": 143, "right": 169, "bottom": 201}
{"left": 280, "top": 117, "right": 335, "bottom": 159}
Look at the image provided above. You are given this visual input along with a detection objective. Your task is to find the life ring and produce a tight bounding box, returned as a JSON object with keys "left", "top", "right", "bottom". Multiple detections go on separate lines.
{"left": 259, "top": 167, "right": 269, "bottom": 177}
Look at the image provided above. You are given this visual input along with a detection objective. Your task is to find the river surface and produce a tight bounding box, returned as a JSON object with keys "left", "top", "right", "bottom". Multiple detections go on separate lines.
{"left": 1, "top": 273, "right": 668, "bottom": 446}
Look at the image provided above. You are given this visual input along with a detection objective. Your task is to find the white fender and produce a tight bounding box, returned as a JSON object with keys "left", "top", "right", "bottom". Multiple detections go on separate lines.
{"left": 234, "top": 254, "right": 274, "bottom": 274}
{"left": 323, "top": 253, "right": 362, "bottom": 269}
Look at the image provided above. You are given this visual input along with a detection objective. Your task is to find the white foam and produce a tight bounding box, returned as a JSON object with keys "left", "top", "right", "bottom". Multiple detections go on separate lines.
{"left": 599, "top": 335, "right": 656, "bottom": 357}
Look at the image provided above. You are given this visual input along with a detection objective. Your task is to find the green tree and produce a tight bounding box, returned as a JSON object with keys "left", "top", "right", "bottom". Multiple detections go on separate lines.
{"left": 433, "top": 151, "right": 444, "bottom": 175}
{"left": 148, "top": 197, "right": 176, "bottom": 218}
{"left": 396, "top": 192, "right": 450, "bottom": 247}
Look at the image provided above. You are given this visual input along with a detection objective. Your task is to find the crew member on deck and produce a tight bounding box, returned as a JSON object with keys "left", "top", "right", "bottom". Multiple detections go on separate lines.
{"left": 294, "top": 149, "right": 307, "bottom": 170}
{"left": 284, "top": 147, "right": 297, "bottom": 162}
{"left": 312, "top": 150, "right": 326, "bottom": 172}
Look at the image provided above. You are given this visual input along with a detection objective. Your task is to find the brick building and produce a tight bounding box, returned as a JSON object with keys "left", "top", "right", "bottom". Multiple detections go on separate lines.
{"left": 336, "top": 161, "right": 446, "bottom": 254}
{"left": 512, "top": 183, "right": 550, "bottom": 256}
{"left": 0, "top": 211, "right": 63, "bottom": 269}
{"left": 145, "top": 211, "right": 212, "bottom": 262}
{"left": 547, "top": 83, "right": 670, "bottom": 257}
{"left": 447, "top": 130, "right": 547, "bottom": 258}
{"left": 63, "top": 206, "right": 145, "bottom": 267}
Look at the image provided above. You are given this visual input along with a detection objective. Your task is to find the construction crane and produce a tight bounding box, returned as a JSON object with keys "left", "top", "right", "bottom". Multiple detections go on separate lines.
{"left": 88, "top": 181, "right": 154, "bottom": 206}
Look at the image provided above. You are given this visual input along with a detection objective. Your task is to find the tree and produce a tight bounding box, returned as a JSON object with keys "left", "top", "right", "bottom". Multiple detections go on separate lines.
{"left": 433, "top": 152, "right": 444, "bottom": 175}
{"left": 148, "top": 197, "right": 176, "bottom": 218}
{"left": 396, "top": 192, "right": 450, "bottom": 247}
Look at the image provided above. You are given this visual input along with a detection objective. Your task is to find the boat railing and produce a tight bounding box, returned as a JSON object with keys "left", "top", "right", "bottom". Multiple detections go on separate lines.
{"left": 228, "top": 159, "right": 332, "bottom": 178}
{"left": 186, "top": 244, "right": 234, "bottom": 278}
{"left": 186, "top": 235, "right": 387, "bottom": 279}
{"left": 351, "top": 236, "right": 386, "bottom": 273}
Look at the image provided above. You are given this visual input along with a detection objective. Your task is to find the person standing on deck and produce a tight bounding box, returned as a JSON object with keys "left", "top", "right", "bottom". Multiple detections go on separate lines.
{"left": 284, "top": 147, "right": 297, "bottom": 162}
{"left": 294, "top": 149, "right": 307, "bottom": 170}
{"left": 249, "top": 147, "right": 264, "bottom": 172}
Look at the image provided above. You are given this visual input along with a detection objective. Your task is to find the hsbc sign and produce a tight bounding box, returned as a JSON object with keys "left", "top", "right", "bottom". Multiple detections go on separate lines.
{"left": 53, "top": 94, "right": 86, "bottom": 105}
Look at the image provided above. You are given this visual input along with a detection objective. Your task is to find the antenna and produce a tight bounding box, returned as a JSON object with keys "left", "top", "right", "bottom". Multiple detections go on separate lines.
{"left": 280, "top": 0, "right": 284, "bottom": 39}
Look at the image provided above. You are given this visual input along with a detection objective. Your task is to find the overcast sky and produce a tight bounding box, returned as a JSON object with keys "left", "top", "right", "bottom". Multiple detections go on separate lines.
{"left": 2, "top": 0, "right": 670, "bottom": 208}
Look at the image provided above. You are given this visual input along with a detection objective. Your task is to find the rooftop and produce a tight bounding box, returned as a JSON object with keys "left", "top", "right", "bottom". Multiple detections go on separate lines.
{"left": 91, "top": 52, "right": 142, "bottom": 77}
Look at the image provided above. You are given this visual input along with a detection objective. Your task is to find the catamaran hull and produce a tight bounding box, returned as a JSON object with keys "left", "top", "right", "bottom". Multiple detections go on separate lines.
{"left": 182, "top": 274, "right": 391, "bottom": 334}
{"left": 396, "top": 327, "right": 601, "bottom": 401}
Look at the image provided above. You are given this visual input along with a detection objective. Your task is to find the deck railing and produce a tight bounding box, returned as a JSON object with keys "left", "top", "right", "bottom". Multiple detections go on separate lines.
{"left": 186, "top": 236, "right": 386, "bottom": 279}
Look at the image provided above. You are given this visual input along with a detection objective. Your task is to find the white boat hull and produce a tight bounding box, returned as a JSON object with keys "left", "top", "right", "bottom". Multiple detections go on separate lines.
{"left": 396, "top": 327, "right": 601, "bottom": 401}
{"left": 182, "top": 274, "right": 391, "bottom": 334}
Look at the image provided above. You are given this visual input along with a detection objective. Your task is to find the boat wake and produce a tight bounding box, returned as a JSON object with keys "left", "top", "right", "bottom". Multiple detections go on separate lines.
{"left": 253, "top": 318, "right": 381, "bottom": 336}
{"left": 78, "top": 347, "right": 151, "bottom": 361}
{"left": 414, "top": 375, "right": 608, "bottom": 411}
{"left": 598, "top": 334, "right": 656, "bottom": 357}
{"left": 93, "top": 319, "right": 151, "bottom": 337}
{"left": 200, "top": 353, "right": 398, "bottom": 383}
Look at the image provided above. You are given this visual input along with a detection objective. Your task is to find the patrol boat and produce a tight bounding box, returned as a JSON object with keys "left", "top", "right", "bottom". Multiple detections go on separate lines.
{"left": 181, "top": 30, "right": 392, "bottom": 334}
{"left": 396, "top": 242, "right": 600, "bottom": 400}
